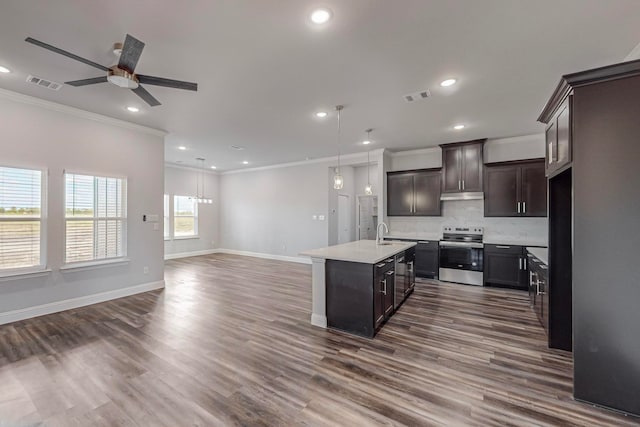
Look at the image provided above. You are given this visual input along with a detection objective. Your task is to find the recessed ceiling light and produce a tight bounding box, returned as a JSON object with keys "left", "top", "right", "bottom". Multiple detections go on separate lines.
{"left": 242, "top": 161, "right": 249, "bottom": 165}
{"left": 178, "top": 146, "right": 187, "bottom": 150}
{"left": 315, "top": 111, "right": 328, "bottom": 118}
{"left": 453, "top": 124, "right": 465, "bottom": 130}
{"left": 126, "top": 106, "right": 139, "bottom": 113}
{"left": 440, "top": 78, "right": 457, "bottom": 87}
{"left": 310, "top": 8, "right": 332, "bottom": 24}
{"left": 210, "top": 166, "right": 217, "bottom": 169}
{"left": 0, "top": 66, "right": 10, "bottom": 73}
{"left": 362, "top": 140, "right": 371, "bottom": 145}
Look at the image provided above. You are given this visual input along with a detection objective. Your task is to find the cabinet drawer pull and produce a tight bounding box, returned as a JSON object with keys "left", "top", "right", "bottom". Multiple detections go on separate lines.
{"left": 418, "top": 241, "right": 430, "bottom": 244}
{"left": 385, "top": 270, "right": 395, "bottom": 276}
{"left": 539, "top": 265, "right": 548, "bottom": 270}
{"left": 385, "top": 258, "right": 394, "bottom": 263}
{"left": 381, "top": 279, "right": 387, "bottom": 295}
{"left": 496, "top": 245, "right": 511, "bottom": 249}
{"left": 376, "top": 263, "right": 386, "bottom": 268}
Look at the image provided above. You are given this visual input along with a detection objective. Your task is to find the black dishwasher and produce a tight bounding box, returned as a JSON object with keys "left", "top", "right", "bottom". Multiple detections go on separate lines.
{"left": 415, "top": 240, "right": 439, "bottom": 278}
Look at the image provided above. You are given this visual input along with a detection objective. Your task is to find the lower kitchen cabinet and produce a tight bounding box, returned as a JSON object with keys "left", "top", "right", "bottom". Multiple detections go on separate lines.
{"left": 484, "top": 244, "right": 528, "bottom": 290}
{"left": 527, "top": 252, "right": 549, "bottom": 334}
{"left": 326, "top": 254, "right": 401, "bottom": 338}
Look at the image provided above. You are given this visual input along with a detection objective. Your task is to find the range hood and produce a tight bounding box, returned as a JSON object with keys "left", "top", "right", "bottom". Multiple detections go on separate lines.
{"left": 440, "top": 191, "right": 484, "bottom": 201}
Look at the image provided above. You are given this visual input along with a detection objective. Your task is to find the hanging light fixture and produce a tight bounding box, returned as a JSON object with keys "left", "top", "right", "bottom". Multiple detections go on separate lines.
{"left": 333, "top": 105, "right": 344, "bottom": 190}
{"left": 193, "top": 158, "right": 213, "bottom": 204}
{"left": 364, "top": 129, "right": 373, "bottom": 195}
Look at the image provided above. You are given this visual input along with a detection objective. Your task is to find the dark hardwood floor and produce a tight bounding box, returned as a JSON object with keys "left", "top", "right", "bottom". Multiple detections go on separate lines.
{"left": 0, "top": 253, "right": 638, "bottom": 426}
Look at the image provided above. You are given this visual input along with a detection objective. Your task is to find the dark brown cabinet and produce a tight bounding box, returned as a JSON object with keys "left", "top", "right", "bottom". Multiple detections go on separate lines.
{"left": 441, "top": 140, "right": 486, "bottom": 193}
{"left": 545, "top": 99, "right": 572, "bottom": 177}
{"left": 387, "top": 169, "right": 441, "bottom": 216}
{"left": 484, "top": 159, "right": 546, "bottom": 217}
{"left": 527, "top": 252, "right": 548, "bottom": 333}
{"left": 484, "top": 244, "right": 528, "bottom": 290}
{"left": 415, "top": 240, "right": 439, "bottom": 278}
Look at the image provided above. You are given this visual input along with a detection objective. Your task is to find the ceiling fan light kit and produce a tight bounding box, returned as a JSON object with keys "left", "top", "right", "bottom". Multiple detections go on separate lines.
{"left": 25, "top": 33, "right": 198, "bottom": 107}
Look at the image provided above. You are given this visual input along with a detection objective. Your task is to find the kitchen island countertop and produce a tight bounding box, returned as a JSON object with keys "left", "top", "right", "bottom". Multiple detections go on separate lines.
{"left": 301, "top": 240, "right": 416, "bottom": 265}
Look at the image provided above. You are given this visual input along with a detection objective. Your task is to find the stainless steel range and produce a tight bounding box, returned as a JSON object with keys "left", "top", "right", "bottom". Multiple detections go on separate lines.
{"left": 439, "top": 226, "right": 484, "bottom": 286}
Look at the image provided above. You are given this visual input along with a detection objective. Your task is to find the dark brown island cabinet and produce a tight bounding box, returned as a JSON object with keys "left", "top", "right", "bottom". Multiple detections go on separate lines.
{"left": 440, "top": 139, "right": 485, "bottom": 194}
{"left": 484, "top": 159, "right": 547, "bottom": 217}
{"left": 538, "top": 58, "right": 640, "bottom": 417}
{"left": 385, "top": 238, "right": 439, "bottom": 279}
{"left": 526, "top": 251, "right": 549, "bottom": 335}
{"left": 326, "top": 248, "right": 416, "bottom": 338}
{"left": 387, "top": 169, "right": 441, "bottom": 216}
{"left": 483, "top": 244, "right": 530, "bottom": 290}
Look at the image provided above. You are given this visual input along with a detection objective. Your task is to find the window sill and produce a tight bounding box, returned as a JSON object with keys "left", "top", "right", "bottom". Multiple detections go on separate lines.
{"left": 60, "top": 258, "right": 130, "bottom": 272}
{"left": 0, "top": 267, "right": 52, "bottom": 281}
{"left": 173, "top": 236, "right": 200, "bottom": 240}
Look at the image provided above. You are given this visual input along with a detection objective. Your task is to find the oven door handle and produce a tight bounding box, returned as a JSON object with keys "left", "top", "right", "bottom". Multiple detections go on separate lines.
{"left": 439, "top": 241, "right": 484, "bottom": 249}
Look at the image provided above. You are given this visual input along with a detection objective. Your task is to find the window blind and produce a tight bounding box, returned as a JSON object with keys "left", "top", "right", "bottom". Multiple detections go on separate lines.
{"left": 65, "top": 173, "right": 126, "bottom": 264}
{"left": 174, "top": 195, "right": 198, "bottom": 237}
{"left": 0, "top": 166, "right": 43, "bottom": 270}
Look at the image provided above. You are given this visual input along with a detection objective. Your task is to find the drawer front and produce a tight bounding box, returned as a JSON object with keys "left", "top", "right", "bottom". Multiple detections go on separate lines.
{"left": 484, "top": 244, "right": 523, "bottom": 255}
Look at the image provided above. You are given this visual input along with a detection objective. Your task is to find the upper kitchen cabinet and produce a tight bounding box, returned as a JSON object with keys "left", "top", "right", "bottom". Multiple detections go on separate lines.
{"left": 387, "top": 169, "right": 441, "bottom": 216}
{"left": 544, "top": 98, "right": 572, "bottom": 177}
{"left": 484, "top": 159, "right": 546, "bottom": 217}
{"left": 441, "top": 139, "right": 486, "bottom": 194}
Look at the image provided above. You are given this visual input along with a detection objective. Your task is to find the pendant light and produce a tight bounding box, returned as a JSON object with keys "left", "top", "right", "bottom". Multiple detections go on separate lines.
{"left": 333, "top": 105, "right": 344, "bottom": 190}
{"left": 193, "top": 157, "right": 213, "bottom": 204}
{"left": 364, "top": 128, "right": 373, "bottom": 195}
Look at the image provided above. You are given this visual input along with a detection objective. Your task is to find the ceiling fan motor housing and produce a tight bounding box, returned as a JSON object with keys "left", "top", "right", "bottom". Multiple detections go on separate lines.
{"left": 107, "top": 66, "right": 139, "bottom": 89}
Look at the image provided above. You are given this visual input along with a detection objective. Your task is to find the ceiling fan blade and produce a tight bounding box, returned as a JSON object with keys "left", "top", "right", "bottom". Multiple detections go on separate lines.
{"left": 132, "top": 85, "right": 161, "bottom": 107}
{"left": 137, "top": 74, "right": 198, "bottom": 91}
{"left": 25, "top": 37, "right": 109, "bottom": 72}
{"left": 118, "top": 34, "right": 145, "bottom": 73}
{"left": 65, "top": 76, "right": 108, "bottom": 87}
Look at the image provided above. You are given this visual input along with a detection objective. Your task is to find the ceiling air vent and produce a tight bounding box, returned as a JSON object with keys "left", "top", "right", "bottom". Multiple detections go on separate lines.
{"left": 404, "top": 89, "right": 431, "bottom": 103}
{"left": 26, "top": 75, "right": 62, "bottom": 91}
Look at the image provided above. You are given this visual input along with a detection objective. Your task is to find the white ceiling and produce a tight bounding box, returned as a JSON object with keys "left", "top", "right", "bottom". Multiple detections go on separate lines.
{"left": 1, "top": 1, "right": 639, "bottom": 171}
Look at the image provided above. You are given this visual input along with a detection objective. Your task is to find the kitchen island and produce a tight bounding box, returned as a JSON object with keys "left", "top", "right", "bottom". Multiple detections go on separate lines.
{"left": 301, "top": 240, "right": 417, "bottom": 337}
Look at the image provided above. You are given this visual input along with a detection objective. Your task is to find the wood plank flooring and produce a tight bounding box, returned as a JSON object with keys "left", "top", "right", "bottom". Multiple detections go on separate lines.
{"left": 0, "top": 253, "right": 638, "bottom": 426}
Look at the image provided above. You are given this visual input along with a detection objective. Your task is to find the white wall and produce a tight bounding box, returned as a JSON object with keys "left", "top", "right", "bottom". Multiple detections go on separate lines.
{"left": 353, "top": 164, "right": 379, "bottom": 197}
{"left": 0, "top": 91, "right": 165, "bottom": 318}
{"left": 164, "top": 166, "right": 219, "bottom": 258}
{"left": 388, "top": 134, "right": 545, "bottom": 171}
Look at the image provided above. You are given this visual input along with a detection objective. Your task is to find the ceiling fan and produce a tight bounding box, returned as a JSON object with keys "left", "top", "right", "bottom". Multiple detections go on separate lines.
{"left": 25, "top": 34, "right": 198, "bottom": 107}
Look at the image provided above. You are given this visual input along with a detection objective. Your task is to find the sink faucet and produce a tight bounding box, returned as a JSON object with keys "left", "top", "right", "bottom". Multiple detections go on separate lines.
{"left": 376, "top": 222, "right": 389, "bottom": 245}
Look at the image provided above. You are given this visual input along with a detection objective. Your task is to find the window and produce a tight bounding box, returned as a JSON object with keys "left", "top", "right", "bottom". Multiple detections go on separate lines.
{"left": 163, "top": 194, "right": 170, "bottom": 240}
{"left": 173, "top": 195, "right": 198, "bottom": 238}
{"left": 0, "top": 166, "right": 44, "bottom": 271}
{"left": 65, "top": 173, "right": 126, "bottom": 264}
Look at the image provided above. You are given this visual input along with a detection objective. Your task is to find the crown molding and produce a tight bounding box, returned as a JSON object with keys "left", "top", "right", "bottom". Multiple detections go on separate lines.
{"left": 388, "top": 146, "right": 440, "bottom": 157}
{"left": 165, "top": 162, "right": 219, "bottom": 175}
{"left": 0, "top": 88, "right": 167, "bottom": 138}
{"left": 625, "top": 40, "right": 640, "bottom": 61}
{"left": 220, "top": 149, "right": 385, "bottom": 175}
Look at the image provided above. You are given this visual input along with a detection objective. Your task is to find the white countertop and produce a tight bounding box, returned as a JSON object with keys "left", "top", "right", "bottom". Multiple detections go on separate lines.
{"left": 384, "top": 233, "right": 441, "bottom": 242}
{"left": 484, "top": 238, "right": 547, "bottom": 247}
{"left": 300, "top": 240, "right": 416, "bottom": 264}
{"left": 526, "top": 247, "right": 548, "bottom": 265}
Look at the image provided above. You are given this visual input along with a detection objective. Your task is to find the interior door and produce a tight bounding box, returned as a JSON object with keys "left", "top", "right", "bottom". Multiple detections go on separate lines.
{"left": 337, "top": 194, "right": 351, "bottom": 243}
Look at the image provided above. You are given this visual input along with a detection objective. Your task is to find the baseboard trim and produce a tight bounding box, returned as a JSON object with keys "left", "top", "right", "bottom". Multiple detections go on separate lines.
{"left": 0, "top": 280, "right": 165, "bottom": 326}
{"left": 164, "top": 249, "right": 220, "bottom": 260}
{"left": 217, "top": 248, "right": 312, "bottom": 265}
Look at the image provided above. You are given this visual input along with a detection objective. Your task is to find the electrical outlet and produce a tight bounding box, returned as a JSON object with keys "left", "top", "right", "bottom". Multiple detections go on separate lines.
{"left": 143, "top": 266, "right": 149, "bottom": 274}
{"left": 319, "top": 215, "right": 326, "bottom": 221}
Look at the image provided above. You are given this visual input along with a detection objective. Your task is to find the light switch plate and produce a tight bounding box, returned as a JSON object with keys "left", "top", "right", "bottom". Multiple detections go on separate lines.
{"left": 319, "top": 215, "right": 325, "bottom": 221}
{"left": 312, "top": 215, "right": 318, "bottom": 220}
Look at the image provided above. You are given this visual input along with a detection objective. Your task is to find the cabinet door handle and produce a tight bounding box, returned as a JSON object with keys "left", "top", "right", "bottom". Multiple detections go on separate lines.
{"left": 462, "top": 180, "right": 465, "bottom": 190}
{"left": 524, "top": 257, "right": 527, "bottom": 270}
{"left": 517, "top": 202, "right": 521, "bottom": 213}
{"left": 519, "top": 258, "right": 523, "bottom": 270}
{"left": 407, "top": 261, "right": 414, "bottom": 272}
{"left": 458, "top": 180, "right": 461, "bottom": 190}
{"left": 381, "top": 279, "right": 387, "bottom": 295}
{"left": 522, "top": 202, "right": 526, "bottom": 214}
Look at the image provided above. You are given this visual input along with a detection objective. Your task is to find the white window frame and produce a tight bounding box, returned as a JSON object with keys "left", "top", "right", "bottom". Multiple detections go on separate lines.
{"left": 172, "top": 195, "right": 199, "bottom": 239}
{"left": 163, "top": 194, "right": 171, "bottom": 241}
{"left": 63, "top": 172, "right": 128, "bottom": 267}
{"left": 0, "top": 164, "right": 48, "bottom": 277}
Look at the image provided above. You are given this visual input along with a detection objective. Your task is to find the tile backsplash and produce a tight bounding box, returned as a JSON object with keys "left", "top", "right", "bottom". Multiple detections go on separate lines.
{"left": 388, "top": 200, "right": 548, "bottom": 244}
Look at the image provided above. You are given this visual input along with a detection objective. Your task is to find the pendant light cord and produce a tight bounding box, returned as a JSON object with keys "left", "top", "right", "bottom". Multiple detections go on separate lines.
{"left": 336, "top": 105, "right": 343, "bottom": 172}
